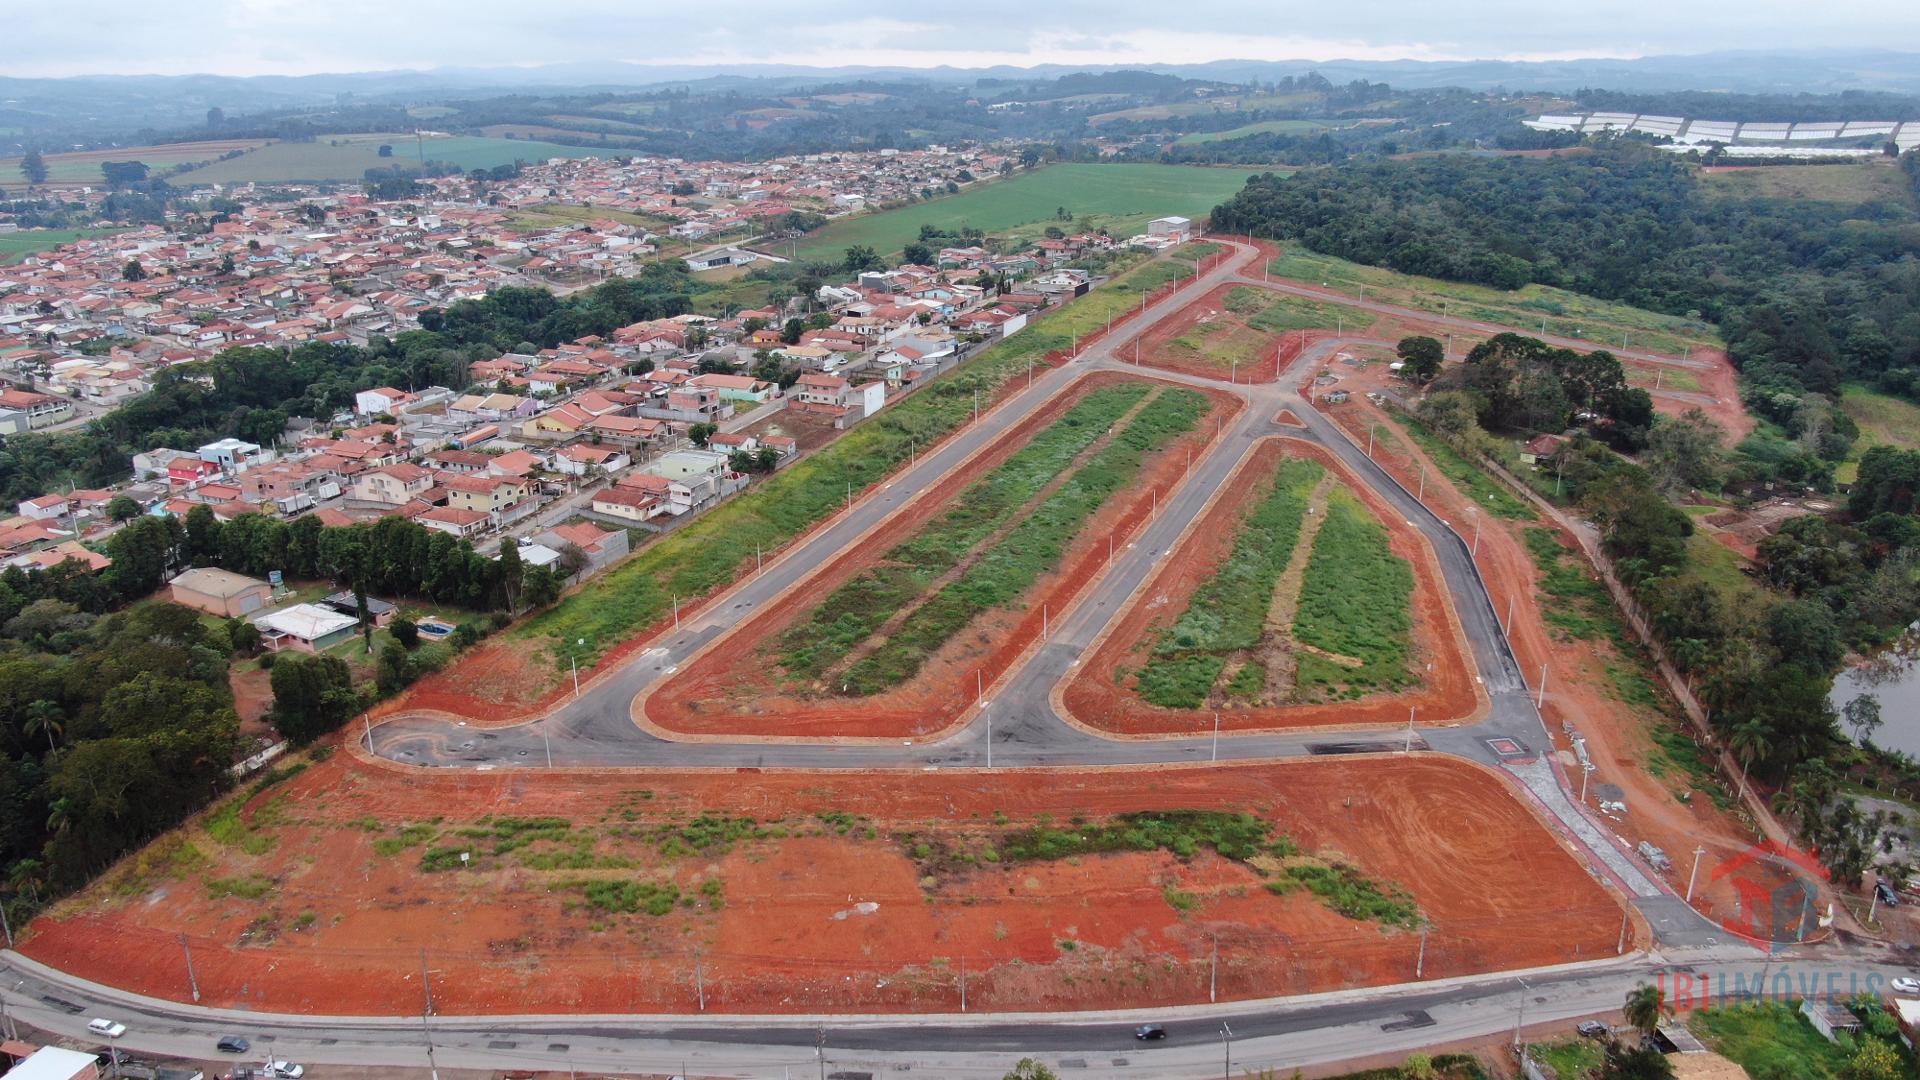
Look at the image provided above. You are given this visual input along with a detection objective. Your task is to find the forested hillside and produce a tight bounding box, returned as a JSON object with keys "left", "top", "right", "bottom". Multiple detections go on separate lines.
{"left": 1211, "top": 146, "right": 1920, "bottom": 419}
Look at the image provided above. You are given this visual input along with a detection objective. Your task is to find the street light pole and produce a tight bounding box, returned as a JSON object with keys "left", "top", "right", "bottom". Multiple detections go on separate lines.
{"left": 1221, "top": 1023, "right": 1233, "bottom": 1080}
{"left": 1211, "top": 711, "right": 1220, "bottom": 761}
{"left": 1580, "top": 761, "right": 1594, "bottom": 804}
{"left": 1686, "top": 845, "right": 1708, "bottom": 902}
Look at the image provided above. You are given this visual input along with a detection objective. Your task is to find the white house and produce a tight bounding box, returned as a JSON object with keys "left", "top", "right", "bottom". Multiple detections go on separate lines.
{"left": 1148, "top": 216, "right": 1193, "bottom": 242}
{"left": 355, "top": 386, "right": 415, "bottom": 416}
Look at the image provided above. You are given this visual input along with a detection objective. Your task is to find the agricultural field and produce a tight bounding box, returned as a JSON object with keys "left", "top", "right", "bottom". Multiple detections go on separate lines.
{"left": 169, "top": 133, "right": 613, "bottom": 185}
{"left": 1835, "top": 383, "right": 1920, "bottom": 483}
{"left": 21, "top": 752, "right": 1628, "bottom": 1015}
{"left": 1175, "top": 119, "right": 1335, "bottom": 144}
{"left": 502, "top": 202, "right": 674, "bottom": 232}
{"left": 1067, "top": 438, "right": 1477, "bottom": 734}
{"left": 1701, "top": 161, "right": 1917, "bottom": 206}
{"left": 1130, "top": 284, "right": 1370, "bottom": 382}
{"left": 1266, "top": 247, "right": 1722, "bottom": 359}
{"left": 641, "top": 374, "right": 1226, "bottom": 738}
{"left": 0, "top": 139, "right": 272, "bottom": 190}
{"left": 1088, "top": 91, "right": 1326, "bottom": 124}
{"left": 791, "top": 163, "right": 1264, "bottom": 263}
{"left": 0, "top": 227, "right": 122, "bottom": 264}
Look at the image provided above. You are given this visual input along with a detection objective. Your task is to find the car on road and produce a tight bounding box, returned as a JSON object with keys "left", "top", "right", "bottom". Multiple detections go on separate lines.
{"left": 1576, "top": 1020, "right": 1610, "bottom": 1038}
{"left": 267, "top": 1062, "right": 305, "bottom": 1078}
{"left": 1133, "top": 1024, "right": 1167, "bottom": 1040}
{"left": 87, "top": 1018, "right": 127, "bottom": 1038}
{"left": 1877, "top": 881, "right": 1902, "bottom": 907}
{"left": 216, "top": 1035, "right": 252, "bottom": 1053}
{"left": 1892, "top": 977, "right": 1920, "bottom": 995}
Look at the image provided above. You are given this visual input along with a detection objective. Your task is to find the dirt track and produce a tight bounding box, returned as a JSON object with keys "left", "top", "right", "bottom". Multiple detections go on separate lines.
{"left": 23, "top": 751, "right": 1630, "bottom": 1016}
{"left": 1063, "top": 437, "right": 1481, "bottom": 735}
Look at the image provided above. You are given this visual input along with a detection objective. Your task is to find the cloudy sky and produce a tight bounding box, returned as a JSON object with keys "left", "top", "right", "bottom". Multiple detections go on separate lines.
{"left": 9, "top": 1, "right": 1915, "bottom": 78}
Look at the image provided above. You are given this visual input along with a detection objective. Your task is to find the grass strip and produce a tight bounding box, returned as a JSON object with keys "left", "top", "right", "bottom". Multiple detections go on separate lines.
{"left": 840, "top": 387, "right": 1209, "bottom": 694}
{"left": 1292, "top": 488, "right": 1416, "bottom": 697}
{"left": 1134, "top": 457, "right": 1324, "bottom": 708}
{"left": 775, "top": 382, "right": 1152, "bottom": 681}
{"left": 511, "top": 254, "right": 1200, "bottom": 678}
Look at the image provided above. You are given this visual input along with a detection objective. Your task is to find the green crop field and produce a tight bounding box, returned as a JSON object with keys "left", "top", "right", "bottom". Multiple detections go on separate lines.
{"left": 1266, "top": 247, "right": 1721, "bottom": 359}
{"left": 1175, "top": 119, "right": 1332, "bottom": 145}
{"left": 504, "top": 203, "right": 674, "bottom": 232}
{"left": 792, "top": 164, "right": 1263, "bottom": 263}
{"left": 1702, "top": 161, "right": 1917, "bottom": 206}
{"left": 0, "top": 228, "right": 122, "bottom": 264}
{"left": 0, "top": 140, "right": 273, "bottom": 189}
{"left": 171, "top": 134, "right": 613, "bottom": 185}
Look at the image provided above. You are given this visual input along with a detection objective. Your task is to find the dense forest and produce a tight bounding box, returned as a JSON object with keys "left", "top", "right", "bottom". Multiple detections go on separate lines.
{"left": 1211, "top": 146, "right": 1920, "bottom": 418}
{"left": 0, "top": 261, "right": 694, "bottom": 504}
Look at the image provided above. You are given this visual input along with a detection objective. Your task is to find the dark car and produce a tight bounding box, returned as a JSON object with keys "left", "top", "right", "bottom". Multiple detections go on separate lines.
{"left": 1133, "top": 1024, "right": 1167, "bottom": 1040}
{"left": 216, "top": 1035, "right": 251, "bottom": 1054}
{"left": 1576, "top": 1020, "right": 1610, "bottom": 1038}
{"left": 1877, "top": 881, "right": 1902, "bottom": 907}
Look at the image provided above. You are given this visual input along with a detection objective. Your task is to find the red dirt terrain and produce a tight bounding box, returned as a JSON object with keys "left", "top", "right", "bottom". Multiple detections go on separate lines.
{"left": 1063, "top": 437, "right": 1481, "bottom": 736}
{"left": 23, "top": 750, "right": 1632, "bottom": 1016}
{"left": 1120, "top": 281, "right": 1368, "bottom": 385}
{"left": 1317, "top": 396, "right": 1772, "bottom": 923}
{"left": 640, "top": 373, "right": 1242, "bottom": 740}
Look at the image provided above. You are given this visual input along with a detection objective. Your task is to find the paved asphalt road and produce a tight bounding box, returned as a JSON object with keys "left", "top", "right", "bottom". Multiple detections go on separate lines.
{"left": 0, "top": 240, "right": 1812, "bottom": 1078}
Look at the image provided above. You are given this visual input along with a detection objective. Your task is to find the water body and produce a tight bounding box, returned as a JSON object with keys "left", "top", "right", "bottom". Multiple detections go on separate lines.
{"left": 1830, "top": 630, "right": 1920, "bottom": 757}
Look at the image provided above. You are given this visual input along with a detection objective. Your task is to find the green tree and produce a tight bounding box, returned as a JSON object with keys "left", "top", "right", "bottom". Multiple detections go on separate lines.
{"left": 122, "top": 259, "right": 147, "bottom": 282}
{"left": 374, "top": 641, "right": 411, "bottom": 696}
{"left": 1623, "top": 983, "right": 1669, "bottom": 1039}
{"left": 689, "top": 422, "right": 718, "bottom": 447}
{"left": 1396, "top": 336, "right": 1445, "bottom": 384}
{"left": 781, "top": 317, "right": 805, "bottom": 344}
{"left": 1598, "top": 1040, "right": 1675, "bottom": 1080}
{"left": 495, "top": 540, "right": 524, "bottom": 614}
{"left": 105, "top": 495, "right": 141, "bottom": 522}
{"left": 1003, "top": 1060, "right": 1058, "bottom": 1080}
{"left": 391, "top": 616, "right": 420, "bottom": 650}
{"left": 522, "top": 564, "right": 562, "bottom": 610}
{"left": 268, "top": 653, "right": 357, "bottom": 743}
{"left": 18, "top": 151, "right": 47, "bottom": 186}
{"left": 902, "top": 242, "right": 934, "bottom": 266}
{"left": 1841, "top": 1036, "right": 1903, "bottom": 1080}
{"left": 843, "top": 246, "right": 883, "bottom": 273}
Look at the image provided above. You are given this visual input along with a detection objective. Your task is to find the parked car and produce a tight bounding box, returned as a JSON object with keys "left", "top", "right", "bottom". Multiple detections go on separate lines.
{"left": 87, "top": 1018, "right": 127, "bottom": 1038}
{"left": 1576, "top": 1020, "right": 1610, "bottom": 1038}
{"left": 1133, "top": 1024, "right": 1167, "bottom": 1040}
{"left": 216, "top": 1035, "right": 251, "bottom": 1054}
{"left": 1891, "top": 976, "right": 1920, "bottom": 995}
{"left": 1877, "top": 880, "right": 1902, "bottom": 907}
{"left": 266, "top": 1063, "right": 304, "bottom": 1079}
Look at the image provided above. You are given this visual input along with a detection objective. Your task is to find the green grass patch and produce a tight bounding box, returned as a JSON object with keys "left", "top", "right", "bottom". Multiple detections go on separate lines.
{"left": 0, "top": 227, "right": 126, "bottom": 264}
{"left": 513, "top": 253, "right": 1208, "bottom": 685}
{"left": 206, "top": 873, "right": 276, "bottom": 900}
{"left": 777, "top": 382, "right": 1152, "bottom": 683}
{"left": 1690, "top": 1001, "right": 1864, "bottom": 1080}
{"left": 1175, "top": 119, "right": 1332, "bottom": 144}
{"left": 1293, "top": 488, "right": 1416, "bottom": 698}
{"left": 792, "top": 163, "right": 1263, "bottom": 262}
{"left": 1171, "top": 241, "right": 1225, "bottom": 261}
{"left": 1271, "top": 863, "right": 1422, "bottom": 929}
{"left": 1523, "top": 527, "right": 1621, "bottom": 644}
{"left": 1701, "top": 161, "right": 1918, "bottom": 207}
{"left": 1135, "top": 458, "right": 1323, "bottom": 707}
{"left": 837, "top": 387, "right": 1208, "bottom": 694}
{"left": 567, "top": 878, "right": 682, "bottom": 916}
{"left": 1394, "top": 413, "right": 1537, "bottom": 521}
{"left": 1529, "top": 1039, "right": 1604, "bottom": 1079}
{"left": 1267, "top": 247, "right": 1719, "bottom": 358}
{"left": 998, "top": 810, "right": 1298, "bottom": 863}
{"left": 1836, "top": 383, "right": 1920, "bottom": 485}
{"left": 172, "top": 133, "right": 611, "bottom": 185}
{"left": 371, "top": 823, "right": 439, "bottom": 857}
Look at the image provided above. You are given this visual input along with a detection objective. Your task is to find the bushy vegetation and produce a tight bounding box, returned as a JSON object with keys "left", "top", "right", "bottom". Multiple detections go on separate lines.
{"left": 1269, "top": 862, "right": 1422, "bottom": 930}
{"left": 1292, "top": 489, "right": 1416, "bottom": 698}
{"left": 1135, "top": 458, "right": 1322, "bottom": 707}
{"left": 997, "top": 810, "right": 1296, "bottom": 863}
{"left": 838, "top": 387, "right": 1207, "bottom": 693}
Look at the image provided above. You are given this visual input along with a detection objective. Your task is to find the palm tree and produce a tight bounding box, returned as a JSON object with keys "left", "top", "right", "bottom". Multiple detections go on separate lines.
{"left": 1624, "top": 982, "right": 1670, "bottom": 1039}
{"left": 1728, "top": 717, "right": 1773, "bottom": 781}
{"left": 23, "top": 700, "right": 63, "bottom": 755}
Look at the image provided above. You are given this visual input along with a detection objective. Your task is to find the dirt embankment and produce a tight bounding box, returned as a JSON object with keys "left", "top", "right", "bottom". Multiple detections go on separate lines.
{"left": 24, "top": 751, "right": 1631, "bottom": 1016}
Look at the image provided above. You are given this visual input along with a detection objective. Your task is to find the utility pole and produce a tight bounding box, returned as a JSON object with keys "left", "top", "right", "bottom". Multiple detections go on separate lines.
{"left": 1416, "top": 927, "right": 1428, "bottom": 977}
{"left": 1221, "top": 1023, "right": 1233, "bottom": 1080}
{"left": 1211, "top": 711, "right": 1220, "bottom": 762}
{"left": 1405, "top": 706, "right": 1416, "bottom": 753}
{"left": 1209, "top": 937, "right": 1218, "bottom": 1002}
{"left": 180, "top": 932, "right": 200, "bottom": 1002}
{"left": 695, "top": 946, "right": 706, "bottom": 1011}
{"left": 1686, "top": 846, "right": 1708, "bottom": 903}
{"left": 818, "top": 1027, "right": 827, "bottom": 1080}
{"left": 959, "top": 956, "right": 967, "bottom": 1012}
{"left": 1580, "top": 761, "right": 1595, "bottom": 804}
{"left": 420, "top": 947, "right": 435, "bottom": 1016}
{"left": 1537, "top": 663, "right": 1549, "bottom": 709}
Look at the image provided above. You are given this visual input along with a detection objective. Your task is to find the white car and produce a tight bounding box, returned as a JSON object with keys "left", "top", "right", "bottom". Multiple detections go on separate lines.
{"left": 267, "top": 1063, "right": 305, "bottom": 1079}
{"left": 1892, "top": 976, "right": 1920, "bottom": 995}
{"left": 86, "top": 1018, "right": 126, "bottom": 1039}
